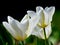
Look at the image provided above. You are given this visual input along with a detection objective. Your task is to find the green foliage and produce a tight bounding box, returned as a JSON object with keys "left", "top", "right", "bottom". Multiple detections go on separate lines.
{"left": 49, "top": 10, "right": 60, "bottom": 45}
{"left": 0, "top": 24, "right": 13, "bottom": 45}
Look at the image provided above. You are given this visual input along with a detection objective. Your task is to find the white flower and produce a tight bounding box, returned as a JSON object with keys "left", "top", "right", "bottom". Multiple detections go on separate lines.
{"left": 26, "top": 6, "right": 55, "bottom": 39}
{"left": 32, "top": 23, "right": 52, "bottom": 39}
{"left": 2, "top": 15, "right": 29, "bottom": 41}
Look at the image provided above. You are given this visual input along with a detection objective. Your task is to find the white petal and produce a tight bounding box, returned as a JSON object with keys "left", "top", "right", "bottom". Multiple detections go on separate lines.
{"left": 20, "top": 20, "right": 29, "bottom": 38}
{"left": 38, "top": 10, "right": 45, "bottom": 26}
{"left": 45, "top": 6, "right": 55, "bottom": 22}
{"left": 2, "top": 22, "right": 18, "bottom": 39}
{"left": 32, "top": 23, "right": 52, "bottom": 39}
{"left": 45, "top": 7, "right": 49, "bottom": 11}
{"left": 43, "top": 11, "right": 49, "bottom": 25}
{"left": 32, "top": 26, "right": 45, "bottom": 39}
{"left": 20, "top": 15, "right": 29, "bottom": 33}
{"left": 36, "top": 6, "right": 43, "bottom": 12}
{"left": 8, "top": 16, "right": 29, "bottom": 39}
{"left": 38, "top": 10, "right": 50, "bottom": 25}
{"left": 26, "top": 7, "right": 43, "bottom": 38}
{"left": 39, "top": 28, "right": 45, "bottom": 39}
{"left": 7, "top": 16, "right": 23, "bottom": 37}
{"left": 26, "top": 15, "right": 40, "bottom": 37}
{"left": 8, "top": 16, "right": 14, "bottom": 23}
{"left": 45, "top": 23, "right": 52, "bottom": 38}
{"left": 45, "top": 6, "right": 55, "bottom": 15}
{"left": 20, "top": 20, "right": 29, "bottom": 33}
{"left": 27, "top": 10, "right": 36, "bottom": 18}
{"left": 21, "top": 15, "right": 29, "bottom": 23}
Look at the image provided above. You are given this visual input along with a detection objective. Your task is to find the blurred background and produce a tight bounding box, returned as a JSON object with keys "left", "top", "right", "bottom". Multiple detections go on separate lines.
{"left": 0, "top": 0, "right": 60, "bottom": 45}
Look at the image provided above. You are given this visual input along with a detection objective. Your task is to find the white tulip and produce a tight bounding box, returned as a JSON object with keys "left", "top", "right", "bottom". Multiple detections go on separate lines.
{"left": 26, "top": 6, "right": 55, "bottom": 39}
{"left": 32, "top": 23, "right": 52, "bottom": 39}
{"left": 2, "top": 15, "right": 29, "bottom": 41}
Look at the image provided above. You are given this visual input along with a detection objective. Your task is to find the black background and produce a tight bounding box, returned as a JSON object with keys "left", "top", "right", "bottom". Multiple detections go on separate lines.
{"left": 0, "top": 0, "right": 59, "bottom": 22}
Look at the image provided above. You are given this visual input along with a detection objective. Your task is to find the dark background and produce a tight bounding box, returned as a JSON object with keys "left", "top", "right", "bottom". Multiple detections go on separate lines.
{"left": 0, "top": 0, "right": 58, "bottom": 22}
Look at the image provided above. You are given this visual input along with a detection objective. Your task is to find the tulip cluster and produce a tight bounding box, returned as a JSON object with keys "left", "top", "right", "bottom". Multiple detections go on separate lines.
{"left": 2, "top": 6, "right": 55, "bottom": 45}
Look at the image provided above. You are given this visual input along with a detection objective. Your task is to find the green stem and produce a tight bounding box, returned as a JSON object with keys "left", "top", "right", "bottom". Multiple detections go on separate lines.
{"left": 15, "top": 39, "right": 19, "bottom": 45}
{"left": 15, "top": 39, "right": 25, "bottom": 45}
{"left": 43, "top": 28, "right": 47, "bottom": 45}
{"left": 21, "top": 41, "right": 24, "bottom": 45}
{"left": 20, "top": 41, "right": 25, "bottom": 45}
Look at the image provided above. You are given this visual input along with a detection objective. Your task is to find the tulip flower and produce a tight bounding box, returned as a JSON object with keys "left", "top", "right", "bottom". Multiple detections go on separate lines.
{"left": 32, "top": 23, "right": 51, "bottom": 39}
{"left": 2, "top": 15, "right": 29, "bottom": 41}
{"left": 26, "top": 6, "right": 55, "bottom": 39}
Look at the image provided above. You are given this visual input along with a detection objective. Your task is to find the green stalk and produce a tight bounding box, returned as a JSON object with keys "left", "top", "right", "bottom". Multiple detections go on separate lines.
{"left": 21, "top": 41, "right": 24, "bottom": 45}
{"left": 15, "top": 39, "right": 25, "bottom": 45}
{"left": 43, "top": 28, "right": 47, "bottom": 45}
{"left": 15, "top": 39, "right": 19, "bottom": 45}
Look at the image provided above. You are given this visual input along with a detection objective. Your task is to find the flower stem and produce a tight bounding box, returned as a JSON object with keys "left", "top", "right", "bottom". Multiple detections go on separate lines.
{"left": 15, "top": 39, "right": 19, "bottom": 45}
{"left": 15, "top": 39, "right": 25, "bottom": 45}
{"left": 21, "top": 41, "right": 24, "bottom": 45}
{"left": 43, "top": 28, "right": 47, "bottom": 45}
